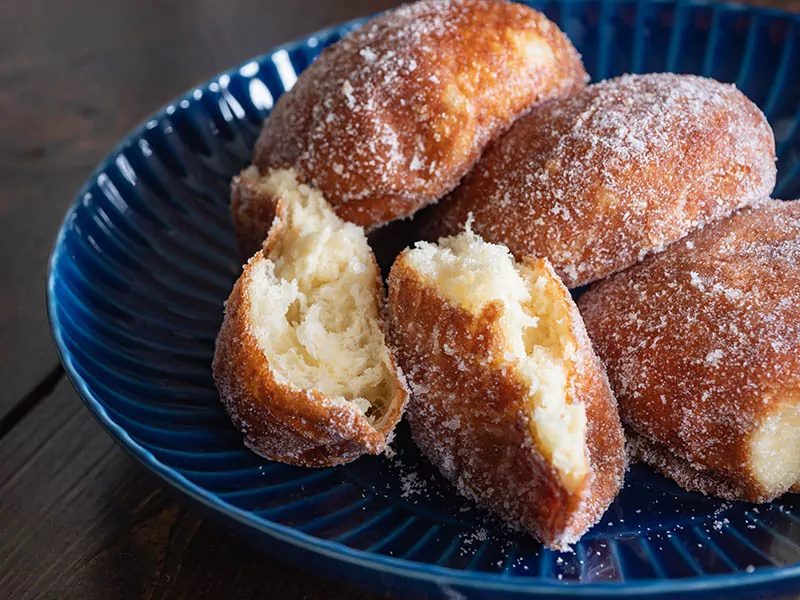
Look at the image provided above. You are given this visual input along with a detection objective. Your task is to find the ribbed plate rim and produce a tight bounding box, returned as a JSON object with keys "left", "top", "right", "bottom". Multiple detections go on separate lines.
{"left": 46, "top": 0, "right": 800, "bottom": 595}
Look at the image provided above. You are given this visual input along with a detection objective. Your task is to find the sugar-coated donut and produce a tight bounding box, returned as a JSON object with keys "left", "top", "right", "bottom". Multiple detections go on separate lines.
{"left": 213, "top": 168, "right": 408, "bottom": 467}
{"left": 233, "top": 0, "right": 587, "bottom": 256}
{"left": 579, "top": 200, "right": 800, "bottom": 502}
{"left": 388, "top": 228, "right": 625, "bottom": 549}
{"left": 422, "top": 73, "right": 776, "bottom": 288}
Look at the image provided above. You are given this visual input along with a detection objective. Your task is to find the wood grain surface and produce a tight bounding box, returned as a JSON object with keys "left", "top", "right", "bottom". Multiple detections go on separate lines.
{"left": 0, "top": 0, "right": 398, "bottom": 421}
{"left": 0, "top": 1, "right": 797, "bottom": 599}
{"left": 0, "top": 380, "right": 387, "bottom": 599}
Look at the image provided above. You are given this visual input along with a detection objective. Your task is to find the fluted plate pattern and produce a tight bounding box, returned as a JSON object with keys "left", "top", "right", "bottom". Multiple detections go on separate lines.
{"left": 48, "top": 1, "right": 800, "bottom": 597}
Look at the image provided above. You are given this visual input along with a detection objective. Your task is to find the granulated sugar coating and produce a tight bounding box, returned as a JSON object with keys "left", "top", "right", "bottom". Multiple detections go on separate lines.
{"left": 388, "top": 230, "right": 625, "bottom": 550}
{"left": 423, "top": 73, "right": 776, "bottom": 288}
{"left": 213, "top": 169, "right": 408, "bottom": 468}
{"left": 250, "top": 0, "right": 587, "bottom": 235}
{"left": 580, "top": 200, "right": 800, "bottom": 503}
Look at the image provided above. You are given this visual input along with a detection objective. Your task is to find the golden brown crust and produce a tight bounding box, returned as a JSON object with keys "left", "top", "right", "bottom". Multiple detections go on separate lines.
{"left": 422, "top": 73, "right": 776, "bottom": 288}
{"left": 579, "top": 200, "right": 800, "bottom": 502}
{"left": 627, "top": 429, "right": 757, "bottom": 502}
{"left": 213, "top": 179, "right": 408, "bottom": 467}
{"left": 387, "top": 254, "right": 624, "bottom": 549}
{"left": 230, "top": 168, "right": 284, "bottom": 259}
{"left": 234, "top": 0, "right": 587, "bottom": 256}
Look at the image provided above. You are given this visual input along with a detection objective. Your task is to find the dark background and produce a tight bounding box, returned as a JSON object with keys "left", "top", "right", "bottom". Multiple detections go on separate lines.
{"left": 1, "top": 1, "right": 797, "bottom": 598}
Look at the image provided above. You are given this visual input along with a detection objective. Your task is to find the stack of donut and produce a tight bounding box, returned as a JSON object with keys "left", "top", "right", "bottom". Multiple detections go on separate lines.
{"left": 213, "top": 0, "right": 795, "bottom": 551}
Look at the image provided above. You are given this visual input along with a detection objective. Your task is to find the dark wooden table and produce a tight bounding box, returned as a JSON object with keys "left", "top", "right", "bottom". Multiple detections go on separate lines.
{"left": 1, "top": 1, "right": 798, "bottom": 598}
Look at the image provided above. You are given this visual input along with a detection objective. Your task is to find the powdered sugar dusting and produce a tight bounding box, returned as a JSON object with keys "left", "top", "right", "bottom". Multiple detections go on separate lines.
{"left": 400, "top": 470, "right": 425, "bottom": 499}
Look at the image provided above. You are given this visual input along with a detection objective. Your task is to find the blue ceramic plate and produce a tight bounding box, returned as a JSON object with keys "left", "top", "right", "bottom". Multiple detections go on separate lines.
{"left": 48, "top": 1, "right": 800, "bottom": 597}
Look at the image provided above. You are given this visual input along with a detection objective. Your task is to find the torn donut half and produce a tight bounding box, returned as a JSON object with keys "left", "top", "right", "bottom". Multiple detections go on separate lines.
{"left": 579, "top": 199, "right": 800, "bottom": 503}
{"left": 387, "top": 227, "right": 625, "bottom": 549}
{"left": 213, "top": 168, "right": 408, "bottom": 467}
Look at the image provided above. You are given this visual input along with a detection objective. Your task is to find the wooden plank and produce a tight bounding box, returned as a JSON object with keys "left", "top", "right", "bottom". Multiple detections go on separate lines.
{"left": 0, "top": 0, "right": 399, "bottom": 420}
{"left": 0, "top": 378, "right": 388, "bottom": 600}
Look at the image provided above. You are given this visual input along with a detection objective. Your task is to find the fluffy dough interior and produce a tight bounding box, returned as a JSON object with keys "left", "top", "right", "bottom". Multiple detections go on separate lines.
{"left": 246, "top": 168, "right": 398, "bottom": 423}
{"left": 749, "top": 399, "right": 800, "bottom": 494}
{"left": 403, "top": 226, "right": 589, "bottom": 490}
